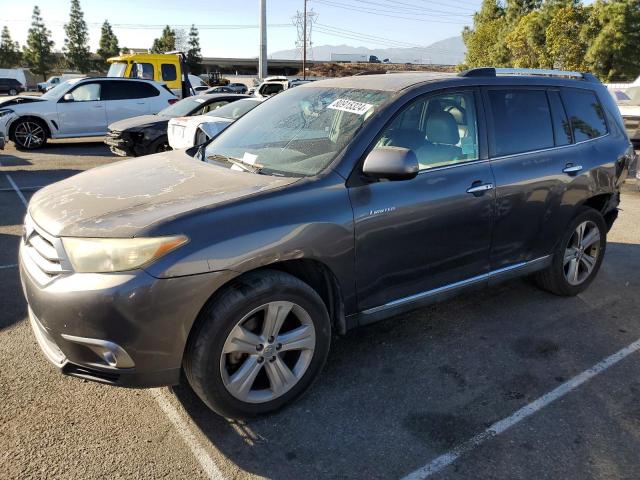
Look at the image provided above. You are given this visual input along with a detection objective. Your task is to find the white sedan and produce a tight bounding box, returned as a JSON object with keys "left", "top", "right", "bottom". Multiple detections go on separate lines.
{"left": 0, "top": 77, "right": 176, "bottom": 149}
{"left": 168, "top": 97, "right": 263, "bottom": 149}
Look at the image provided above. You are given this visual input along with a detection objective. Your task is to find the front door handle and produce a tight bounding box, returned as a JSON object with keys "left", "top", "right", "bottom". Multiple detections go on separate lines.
{"left": 563, "top": 164, "right": 583, "bottom": 175}
{"left": 466, "top": 182, "right": 494, "bottom": 195}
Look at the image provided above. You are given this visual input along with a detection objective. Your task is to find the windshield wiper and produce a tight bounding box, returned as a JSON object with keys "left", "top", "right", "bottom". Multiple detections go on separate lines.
{"left": 207, "top": 153, "right": 263, "bottom": 174}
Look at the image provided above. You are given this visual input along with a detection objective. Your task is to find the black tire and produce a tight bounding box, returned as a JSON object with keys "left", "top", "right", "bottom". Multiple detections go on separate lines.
{"left": 184, "top": 270, "right": 331, "bottom": 418}
{"left": 12, "top": 117, "right": 48, "bottom": 150}
{"left": 533, "top": 207, "right": 607, "bottom": 296}
{"left": 149, "top": 136, "right": 171, "bottom": 154}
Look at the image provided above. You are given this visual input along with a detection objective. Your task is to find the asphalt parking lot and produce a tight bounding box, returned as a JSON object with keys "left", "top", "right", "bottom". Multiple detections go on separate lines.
{"left": 2, "top": 140, "right": 640, "bottom": 480}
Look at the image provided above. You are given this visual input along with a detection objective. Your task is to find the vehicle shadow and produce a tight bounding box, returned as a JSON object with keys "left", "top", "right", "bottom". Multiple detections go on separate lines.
{"left": 1, "top": 168, "right": 84, "bottom": 195}
{"left": 171, "top": 241, "right": 640, "bottom": 479}
{"left": 0, "top": 154, "right": 32, "bottom": 167}
{"left": 28, "top": 139, "right": 112, "bottom": 157}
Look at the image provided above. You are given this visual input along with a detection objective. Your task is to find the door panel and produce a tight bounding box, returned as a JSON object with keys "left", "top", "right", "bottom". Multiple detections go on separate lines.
{"left": 56, "top": 82, "right": 106, "bottom": 135}
{"left": 350, "top": 163, "right": 495, "bottom": 311}
{"left": 350, "top": 88, "right": 494, "bottom": 312}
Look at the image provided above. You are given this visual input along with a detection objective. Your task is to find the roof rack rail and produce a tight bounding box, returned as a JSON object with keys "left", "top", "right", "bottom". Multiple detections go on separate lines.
{"left": 458, "top": 67, "right": 600, "bottom": 83}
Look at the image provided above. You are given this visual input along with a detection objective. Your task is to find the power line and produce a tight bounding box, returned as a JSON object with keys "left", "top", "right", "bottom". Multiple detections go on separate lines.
{"left": 310, "top": 0, "right": 470, "bottom": 24}
{"left": 346, "top": 0, "right": 475, "bottom": 16}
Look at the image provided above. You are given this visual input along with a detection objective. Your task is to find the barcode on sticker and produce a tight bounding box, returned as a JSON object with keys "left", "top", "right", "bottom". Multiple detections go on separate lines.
{"left": 327, "top": 99, "right": 373, "bottom": 115}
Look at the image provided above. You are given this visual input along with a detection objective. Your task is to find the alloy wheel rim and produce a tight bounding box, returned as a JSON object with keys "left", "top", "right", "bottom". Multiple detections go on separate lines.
{"left": 563, "top": 220, "right": 601, "bottom": 286}
{"left": 220, "top": 301, "right": 316, "bottom": 404}
{"left": 15, "top": 121, "right": 45, "bottom": 149}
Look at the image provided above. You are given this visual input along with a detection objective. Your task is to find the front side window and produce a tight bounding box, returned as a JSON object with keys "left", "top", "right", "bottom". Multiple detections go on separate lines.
{"left": 131, "top": 62, "right": 154, "bottom": 80}
{"left": 68, "top": 83, "right": 101, "bottom": 102}
{"left": 488, "top": 89, "right": 554, "bottom": 157}
{"left": 375, "top": 91, "right": 479, "bottom": 170}
{"left": 561, "top": 89, "right": 608, "bottom": 142}
{"left": 205, "top": 86, "right": 391, "bottom": 176}
{"left": 161, "top": 64, "right": 177, "bottom": 82}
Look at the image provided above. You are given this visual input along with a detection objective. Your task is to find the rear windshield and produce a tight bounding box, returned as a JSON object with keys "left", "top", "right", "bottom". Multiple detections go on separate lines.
{"left": 205, "top": 99, "right": 261, "bottom": 120}
{"left": 158, "top": 97, "right": 207, "bottom": 117}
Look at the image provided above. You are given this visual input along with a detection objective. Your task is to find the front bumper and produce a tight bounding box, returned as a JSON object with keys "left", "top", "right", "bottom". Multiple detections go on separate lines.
{"left": 19, "top": 224, "right": 237, "bottom": 388}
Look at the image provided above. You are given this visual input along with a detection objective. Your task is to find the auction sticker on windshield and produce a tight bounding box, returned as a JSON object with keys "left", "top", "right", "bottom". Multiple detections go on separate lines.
{"left": 327, "top": 98, "right": 373, "bottom": 115}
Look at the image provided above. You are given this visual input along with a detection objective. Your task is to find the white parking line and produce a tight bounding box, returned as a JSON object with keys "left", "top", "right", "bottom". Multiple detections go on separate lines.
{"left": 0, "top": 264, "right": 18, "bottom": 269}
{"left": 148, "top": 389, "right": 226, "bottom": 480}
{"left": 402, "top": 338, "right": 640, "bottom": 480}
{"left": 6, "top": 174, "right": 27, "bottom": 207}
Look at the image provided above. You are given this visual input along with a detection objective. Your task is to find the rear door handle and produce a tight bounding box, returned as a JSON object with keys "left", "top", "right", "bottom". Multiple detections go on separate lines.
{"left": 466, "top": 182, "right": 494, "bottom": 195}
{"left": 563, "top": 164, "right": 583, "bottom": 174}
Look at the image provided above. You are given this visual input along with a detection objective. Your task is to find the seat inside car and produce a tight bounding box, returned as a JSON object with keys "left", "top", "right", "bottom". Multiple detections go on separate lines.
{"left": 416, "top": 110, "right": 462, "bottom": 167}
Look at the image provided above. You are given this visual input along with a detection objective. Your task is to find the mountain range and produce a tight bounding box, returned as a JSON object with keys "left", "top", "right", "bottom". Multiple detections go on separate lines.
{"left": 270, "top": 36, "right": 466, "bottom": 66}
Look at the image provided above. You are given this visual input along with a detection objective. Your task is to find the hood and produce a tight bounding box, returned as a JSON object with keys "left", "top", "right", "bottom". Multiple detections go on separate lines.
{"left": 109, "top": 114, "right": 169, "bottom": 132}
{"left": 0, "top": 96, "right": 46, "bottom": 108}
{"left": 29, "top": 150, "right": 298, "bottom": 238}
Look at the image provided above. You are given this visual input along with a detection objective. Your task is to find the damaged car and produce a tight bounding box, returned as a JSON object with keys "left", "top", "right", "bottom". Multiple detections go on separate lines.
{"left": 105, "top": 93, "right": 248, "bottom": 156}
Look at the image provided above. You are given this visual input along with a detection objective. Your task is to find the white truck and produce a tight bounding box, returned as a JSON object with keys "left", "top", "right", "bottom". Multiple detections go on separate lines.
{"left": 37, "top": 74, "right": 85, "bottom": 92}
{"left": 330, "top": 53, "right": 381, "bottom": 63}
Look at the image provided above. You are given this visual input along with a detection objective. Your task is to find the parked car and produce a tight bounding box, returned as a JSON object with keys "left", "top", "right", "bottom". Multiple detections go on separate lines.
{"left": 204, "top": 86, "right": 235, "bottom": 94}
{"left": 37, "top": 74, "right": 84, "bottom": 92}
{"left": 19, "top": 68, "right": 632, "bottom": 419}
{"left": 105, "top": 94, "right": 248, "bottom": 157}
{"left": 0, "top": 78, "right": 26, "bottom": 96}
{"left": 167, "top": 97, "right": 263, "bottom": 149}
{"left": 193, "top": 85, "right": 210, "bottom": 94}
{"left": 254, "top": 77, "right": 289, "bottom": 97}
{"left": 227, "top": 82, "right": 249, "bottom": 94}
{"left": 610, "top": 86, "right": 640, "bottom": 146}
{"left": 0, "top": 77, "right": 177, "bottom": 150}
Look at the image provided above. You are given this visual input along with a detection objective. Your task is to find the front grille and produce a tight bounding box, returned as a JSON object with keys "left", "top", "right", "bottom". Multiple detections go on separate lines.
{"left": 21, "top": 214, "right": 70, "bottom": 284}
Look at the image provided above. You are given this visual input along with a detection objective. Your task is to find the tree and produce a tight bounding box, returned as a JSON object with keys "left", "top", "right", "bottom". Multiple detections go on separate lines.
{"left": 585, "top": 0, "right": 640, "bottom": 82}
{"left": 0, "top": 26, "right": 21, "bottom": 68}
{"left": 64, "top": 0, "right": 91, "bottom": 73}
{"left": 462, "top": 0, "right": 510, "bottom": 68}
{"left": 151, "top": 26, "right": 176, "bottom": 54}
{"left": 506, "top": 11, "right": 549, "bottom": 68}
{"left": 186, "top": 25, "right": 202, "bottom": 74}
{"left": 97, "top": 20, "right": 119, "bottom": 64}
{"left": 545, "top": 5, "right": 589, "bottom": 70}
{"left": 22, "top": 6, "right": 55, "bottom": 81}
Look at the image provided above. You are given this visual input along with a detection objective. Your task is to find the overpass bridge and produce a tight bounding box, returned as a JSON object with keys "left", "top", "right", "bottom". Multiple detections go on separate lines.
{"left": 201, "top": 57, "right": 318, "bottom": 75}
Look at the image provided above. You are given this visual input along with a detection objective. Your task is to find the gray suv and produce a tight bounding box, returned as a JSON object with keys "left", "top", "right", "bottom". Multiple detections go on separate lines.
{"left": 20, "top": 68, "right": 633, "bottom": 418}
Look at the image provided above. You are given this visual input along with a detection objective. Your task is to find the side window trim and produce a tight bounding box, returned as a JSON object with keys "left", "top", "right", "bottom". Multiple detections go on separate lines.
{"left": 547, "top": 89, "right": 574, "bottom": 146}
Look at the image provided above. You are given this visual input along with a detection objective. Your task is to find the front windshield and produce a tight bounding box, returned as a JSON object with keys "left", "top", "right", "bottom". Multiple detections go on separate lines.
{"left": 158, "top": 96, "right": 206, "bottom": 117}
{"left": 107, "top": 62, "right": 128, "bottom": 77}
{"left": 205, "top": 86, "right": 391, "bottom": 176}
{"left": 41, "top": 79, "right": 77, "bottom": 100}
{"left": 205, "top": 99, "right": 260, "bottom": 120}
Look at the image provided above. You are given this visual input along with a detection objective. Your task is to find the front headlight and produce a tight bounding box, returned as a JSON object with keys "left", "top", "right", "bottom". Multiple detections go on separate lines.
{"left": 62, "top": 236, "right": 188, "bottom": 273}
{"left": 0, "top": 109, "right": 14, "bottom": 118}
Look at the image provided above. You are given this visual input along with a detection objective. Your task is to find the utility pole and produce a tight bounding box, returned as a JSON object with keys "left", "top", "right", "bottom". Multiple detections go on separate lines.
{"left": 302, "top": 0, "right": 307, "bottom": 80}
{"left": 259, "top": 0, "right": 267, "bottom": 79}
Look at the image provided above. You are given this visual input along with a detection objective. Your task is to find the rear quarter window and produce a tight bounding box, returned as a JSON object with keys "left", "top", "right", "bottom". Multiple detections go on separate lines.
{"left": 487, "top": 89, "right": 554, "bottom": 157}
{"left": 560, "top": 89, "right": 608, "bottom": 142}
{"left": 103, "top": 81, "right": 159, "bottom": 100}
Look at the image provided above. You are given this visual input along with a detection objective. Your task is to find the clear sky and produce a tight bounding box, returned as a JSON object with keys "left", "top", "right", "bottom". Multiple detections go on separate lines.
{"left": 3, "top": 0, "right": 481, "bottom": 57}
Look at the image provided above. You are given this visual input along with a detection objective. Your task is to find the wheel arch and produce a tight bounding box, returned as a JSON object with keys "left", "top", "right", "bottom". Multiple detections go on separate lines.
{"left": 8, "top": 114, "right": 52, "bottom": 142}
{"left": 580, "top": 192, "right": 618, "bottom": 231}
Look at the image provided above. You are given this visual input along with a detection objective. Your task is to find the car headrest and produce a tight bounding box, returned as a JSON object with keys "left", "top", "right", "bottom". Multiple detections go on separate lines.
{"left": 426, "top": 111, "right": 460, "bottom": 145}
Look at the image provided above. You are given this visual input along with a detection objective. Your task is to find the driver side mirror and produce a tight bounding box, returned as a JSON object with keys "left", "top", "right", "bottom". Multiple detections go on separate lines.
{"left": 63, "top": 93, "right": 74, "bottom": 102}
{"left": 362, "top": 146, "right": 419, "bottom": 181}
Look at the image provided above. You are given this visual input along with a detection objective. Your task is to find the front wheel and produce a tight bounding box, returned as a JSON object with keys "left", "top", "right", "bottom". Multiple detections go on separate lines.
{"left": 9, "top": 88, "right": 17, "bottom": 96}
{"left": 184, "top": 270, "right": 331, "bottom": 418}
{"left": 12, "top": 118, "right": 48, "bottom": 150}
{"left": 533, "top": 208, "right": 607, "bottom": 296}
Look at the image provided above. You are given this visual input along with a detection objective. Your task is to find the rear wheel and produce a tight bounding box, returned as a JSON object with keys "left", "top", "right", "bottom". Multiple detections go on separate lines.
{"left": 184, "top": 270, "right": 331, "bottom": 418}
{"left": 533, "top": 208, "right": 607, "bottom": 296}
{"left": 9, "top": 88, "right": 17, "bottom": 96}
{"left": 12, "top": 118, "right": 48, "bottom": 150}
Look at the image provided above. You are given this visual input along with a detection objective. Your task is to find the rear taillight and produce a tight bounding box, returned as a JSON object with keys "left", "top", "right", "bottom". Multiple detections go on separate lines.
{"left": 168, "top": 98, "right": 178, "bottom": 105}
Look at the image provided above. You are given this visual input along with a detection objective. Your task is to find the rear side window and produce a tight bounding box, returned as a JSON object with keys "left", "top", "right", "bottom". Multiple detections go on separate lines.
{"left": 161, "top": 64, "right": 177, "bottom": 82}
{"left": 487, "top": 89, "right": 554, "bottom": 157}
{"left": 103, "top": 81, "right": 159, "bottom": 100}
{"left": 561, "top": 89, "right": 608, "bottom": 142}
{"left": 547, "top": 91, "right": 572, "bottom": 146}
